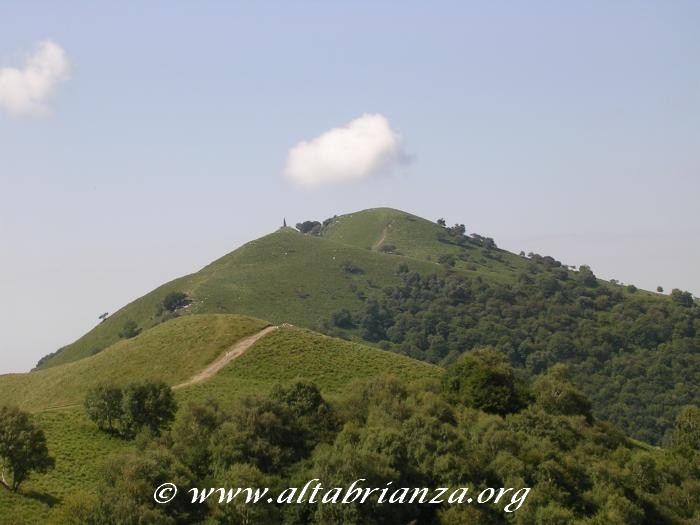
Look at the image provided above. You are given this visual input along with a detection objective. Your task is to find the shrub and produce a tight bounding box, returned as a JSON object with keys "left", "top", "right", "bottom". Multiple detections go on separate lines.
{"left": 341, "top": 261, "right": 364, "bottom": 274}
{"left": 332, "top": 309, "right": 355, "bottom": 329}
{"left": 119, "top": 320, "right": 140, "bottom": 339}
{"left": 162, "top": 291, "right": 190, "bottom": 312}
{"left": 296, "top": 221, "right": 322, "bottom": 235}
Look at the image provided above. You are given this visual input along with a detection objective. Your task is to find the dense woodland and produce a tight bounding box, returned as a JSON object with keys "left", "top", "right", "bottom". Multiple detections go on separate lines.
{"left": 53, "top": 354, "right": 700, "bottom": 524}
{"left": 321, "top": 223, "right": 700, "bottom": 445}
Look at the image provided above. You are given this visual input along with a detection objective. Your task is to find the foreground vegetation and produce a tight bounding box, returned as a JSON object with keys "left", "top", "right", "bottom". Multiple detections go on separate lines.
{"left": 61, "top": 355, "right": 700, "bottom": 524}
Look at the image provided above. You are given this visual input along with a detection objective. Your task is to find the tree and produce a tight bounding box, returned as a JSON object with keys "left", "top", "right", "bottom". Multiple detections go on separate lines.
{"left": 270, "top": 381, "right": 339, "bottom": 446}
{"left": 448, "top": 223, "right": 466, "bottom": 238}
{"left": 657, "top": 286, "right": 664, "bottom": 293}
{"left": 437, "top": 218, "right": 446, "bottom": 226}
{"left": 444, "top": 348, "right": 528, "bottom": 416}
{"left": 577, "top": 265, "right": 597, "bottom": 286}
{"left": 212, "top": 464, "right": 282, "bottom": 525}
{"left": 210, "top": 395, "right": 307, "bottom": 473}
{"left": 85, "top": 384, "right": 123, "bottom": 432}
{"left": 671, "top": 289, "right": 694, "bottom": 307}
{"left": 171, "top": 401, "right": 226, "bottom": 478}
{"left": 295, "top": 220, "right": 322, "bottom": 235}
{"left": 89, "top": 446, "right": 203, "bottom": 524}
{"left": 668, "top": 405, "right": 700, "bottom": 451}
{"left": 162, "top": 291, "right": 190, "bottom": 312}
{"left": 0, "top": 406, "right": 54, "bottom": 492}
{"left": 532, "top": 365, "right": 592, "bottom": 421}
{"left": 121, "top": 382, "right": 177, "bottom": 437}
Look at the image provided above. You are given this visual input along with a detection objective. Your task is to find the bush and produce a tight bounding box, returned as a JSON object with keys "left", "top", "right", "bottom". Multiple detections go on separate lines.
{"left": 341, "top": 261, "right": 364, "bottom": 274}
{"left": 438, "top": 254, "right": 456, "bottom": 267}
{"left": 331, "top": 309, "right": 355, "bottom": 329}
{"left": 119, "top": 320, "right": 140, "bottom": 339}
{"left": 296, "top": 221, "right": 322, "bottom": 235}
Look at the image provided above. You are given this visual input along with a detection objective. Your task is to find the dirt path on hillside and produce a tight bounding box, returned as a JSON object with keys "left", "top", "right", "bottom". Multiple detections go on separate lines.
{"left": 372, "top": 223, "right": 391, "bottom": 250}
{"left": 173, "top": 325, "right": 278, "bottom": 390}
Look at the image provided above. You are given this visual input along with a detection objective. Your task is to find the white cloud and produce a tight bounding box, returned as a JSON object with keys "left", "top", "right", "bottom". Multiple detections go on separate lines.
{"left": 283, "top": 113, "right": 408, "bottom": 187}
{"left": 0, "top": 40, "right": 70, "bottom": 116}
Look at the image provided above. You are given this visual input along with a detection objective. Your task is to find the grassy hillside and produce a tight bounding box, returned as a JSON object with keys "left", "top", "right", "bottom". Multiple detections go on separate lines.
{"left": 1, "top": 318, "right": 440, "bottom": 523}
{"left": 37, "top": 226, "right": 438, "bottom": 370}
{"left": 321, "top": 207, "right": 530, "bottom": 282}
{"left": 0, "top": 315, "right": 268, "bottom": 411}
{"left": 181, "top": 325, "right": 442, "bottom": 406}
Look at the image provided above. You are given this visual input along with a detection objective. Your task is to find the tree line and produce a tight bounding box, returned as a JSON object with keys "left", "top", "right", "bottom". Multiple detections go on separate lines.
{"left": 323, "top": 257, "right": 698, "bottom": 444}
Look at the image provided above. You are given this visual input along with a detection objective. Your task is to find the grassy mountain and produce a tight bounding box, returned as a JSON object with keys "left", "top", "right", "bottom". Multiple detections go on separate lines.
{"left": 29, "top": 207, "right": 699, "bottom": 444}
{"left": 36, "top": 217, "right": 440, "bottom": 370}
{"left": 36, "top": 208, "right": 534, "bottom": 371}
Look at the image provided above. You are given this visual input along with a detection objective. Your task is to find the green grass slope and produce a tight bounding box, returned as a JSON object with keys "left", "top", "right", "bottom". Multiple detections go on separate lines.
{"left": 0, "top": 314, "right": 268, "bottom": 411}
{"left": 321, "top": 207, "right": 530, "bottom": 281}
{"left": 181, "top": 324, "right": 442, "bottom": 405}
{"left": 37, "top": 226, "right": 438, "bottom": 370}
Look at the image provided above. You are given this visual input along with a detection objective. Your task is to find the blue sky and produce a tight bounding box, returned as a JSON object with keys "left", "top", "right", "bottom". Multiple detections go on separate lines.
{"left": 1, "top": 1, "right": 699, "bottom": 372}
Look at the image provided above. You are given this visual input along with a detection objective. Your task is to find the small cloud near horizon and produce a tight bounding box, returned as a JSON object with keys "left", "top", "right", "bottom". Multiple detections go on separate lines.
{"left": 0, "top": 40, "right": 70, "bottom": 116}
{"left": 283, "top": 113, "right": 409, "bottom": 187}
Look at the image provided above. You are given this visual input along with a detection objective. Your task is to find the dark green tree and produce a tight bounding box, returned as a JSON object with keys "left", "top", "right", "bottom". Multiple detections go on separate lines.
{"left": 668, "top": 405, "right": 700, "bottom": 451}
{"left": 444, "top": 348, "right": 528, "bottom": 416}
{"left": 89, "top": 446, "right": 203, "bottom": 524}
{"left": 532, "top": 364, "right": 592, "bottom": 421}
{"left": 170, "top": 401, "right": 225, "bottom": 478}
{"left": 162, "top": 291, "right": 190, "bottom": 312}
{"left": 84, "top": 384, "right": 123, "bottom": 432}
{"left": 671, "top": 289, "right": 694, "bottom": 307}
{"left": 295, "top": 221, "right": 322, "bottom": 235}
{"left": 331, "top": 309, "right": 355, "bottom": 329}
{"left": 0, "top": 406, "right": 54, "bottom": 492}
{"left": 121, "top": 382, "right": 177, "bottom": 438}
